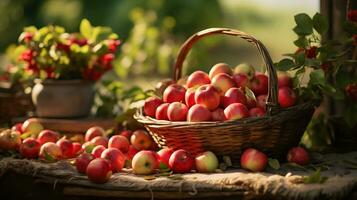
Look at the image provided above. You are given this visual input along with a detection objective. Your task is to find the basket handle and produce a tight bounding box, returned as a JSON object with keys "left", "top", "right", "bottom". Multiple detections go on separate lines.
{"left": 173, "top": 28, "right": 279, "bottom": 114}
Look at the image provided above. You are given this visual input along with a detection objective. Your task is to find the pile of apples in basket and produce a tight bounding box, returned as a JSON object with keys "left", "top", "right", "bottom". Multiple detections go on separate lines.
{"left": 144, "top": 63, "right": 297, "bottom": 122}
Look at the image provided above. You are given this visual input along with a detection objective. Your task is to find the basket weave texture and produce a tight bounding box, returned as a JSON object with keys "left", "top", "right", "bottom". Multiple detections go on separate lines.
{"left": 134, "top": 28, "right": 315, "bottom": 161}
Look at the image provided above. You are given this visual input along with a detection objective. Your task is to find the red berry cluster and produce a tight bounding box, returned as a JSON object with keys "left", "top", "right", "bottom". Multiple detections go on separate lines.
{"left": 144, "top": 63, "right": 298, "bottom": 122}
{"left": 346, "top": 83, "right": 357, "bottom": 102}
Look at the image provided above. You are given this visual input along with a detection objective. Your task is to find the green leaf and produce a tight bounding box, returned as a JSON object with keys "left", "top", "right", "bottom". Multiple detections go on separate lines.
{"left": 303, "top": 169, "right": 328, "bottom": 184}
{"left": 276, "top": 58, "right": 295, "bottom": 71}
{"left": 268, "top": 158, "right": 280, "bottom": 170}
{"left": 223, "top": 156, "right": 232, "bottom": 167}
{"left": 80, "top": 18, "right": 92, "bottom": 39}
{"left": 312, "top": 13, "right": 328, "bottom": 34}
{"left": 295, "top": 52, "right": 306, "bottom": 67}
{"left": 44, "top": 150, "right": 55, "bottom": 162}
{"left": 293, "top": 13, "right": 313, "bottom": 36}
{"left": 309, "top": 69, "right": 325, "bottom": 86}
{"left": 294, "top": 37, "right": 308, "bottom": 48}
{"left": 321, "top": 84, "right": 336, "bottom": 96}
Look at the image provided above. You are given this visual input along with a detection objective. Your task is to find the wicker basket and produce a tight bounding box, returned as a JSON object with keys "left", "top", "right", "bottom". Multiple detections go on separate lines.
{"left": 134, "top": 28, "right": 316, "bottom": 161}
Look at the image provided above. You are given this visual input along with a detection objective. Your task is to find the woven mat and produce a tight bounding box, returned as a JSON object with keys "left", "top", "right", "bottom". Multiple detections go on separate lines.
{"left": 1, "top": 152, "right": 357, "bottom": 199}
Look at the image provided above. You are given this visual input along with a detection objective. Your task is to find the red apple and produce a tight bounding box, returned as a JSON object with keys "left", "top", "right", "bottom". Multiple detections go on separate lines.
{"left": 0, "top": 130, "right": 21, "bottom": 150}
{"left": 163, "top": 84, "right": 186, "bottom": 103}
{"left": 195, "top": 151, "right": 219, "bottom": 173}
{"left": 233, "top": 74, "right": 250, "bottom": 89}
{"left": 278, "top": 86, "right": 297, "bottom": 108}
{"left": 277, "top": 71, "right": 292, "bottom": 88}
{"left": 144, "top": 97, "right": 163, "bottom": 117}
{"left": 86, "top": 158, "right": 112, "bottom": 183}
{"left": 240, "top": 148, "right": 268, "bottom": 172}
{"left": 209, "top": 63, "right": 233, "bottom": 79}
{"left": 37, "top": 130, "right": 60, "bottom": 145}
{"left": 56, "top": 138, "right": 74, "bottom": 159}
{"left": 19, "top": 138, "right": 41, "bottom": 159}
{"left": 250, "top": 73, "right": 268, "bottom": 96}
{"left": 130, "top": 130, "right": 153, "bottom": 150}
{"left": 11, "top": 123, "right": 23, "bottom": 134}
{"left": 185, "top": 87, "right": 196, "bottom": 108}
{"left": 39, "top": 142, "right": 62, "bottom": 162}
{"left": 155, "top": 103, "right": 170, "bottom": 120}
{"left": 249, "top": 107, "right": 265, "bottom": 117}
{"left": 211, "top": 73, "right": 236, "bottom": 94}
{"left": 92, "top": 145, "right": 106, "bottom": 158}
{"left": 186, "top": 71, "right": 211, "bottom": 88}
{"left": 287, "top": 147, "right": 309, "bottom": 165}
{"left": 22, "top": 118, "right": 44, "bottom": 137}
{"left": 73, "top": 142, "right": 83, "bottom": 156}
{"left": 195, "top": 84, "right": 220, "bottom": 111}
{"left": 187, "top": 104, "right": 212, "bottom": 122}
{"left": 221, "top": 87, "right": 247, "bottom": 108}
{"left": 85, "top": 126, "right": 105, "bottom": 142}
{"left": 108, "top": 135, "right": 130, "bottom": 153}
{"left": 101, "top": 148, "right": 126, "bottom": 172}
{"left": 224, "top": 103, "right": 249, "bottom": 120}
{"left": 91, "top": 136, "right": 108, "bottom": 148}
{"left": 211, "top": 108, "right": 226, "bottom": 121}
{"left": 169, "top": 149, "right": 194, "bottom": 173}
{"left": 82, "top": 141, "right": 96, "bottom": 153}
{"left": 167, "top": 102, "right": 188, "bottom": 121}
{"left": 75, "top": 152, "right": 94, "bottom": 173}
{"left": 120, "top": 130, "right": 133, "bottom": 140}
{"left": 234, "top": 63, "right": 255, "bottom": 79}
{"left": 256, "top": 95, "right": 267, "bottom": 110}
{"left": 132, "top": 150, "right": 159, "bottom": 175}
{"left": 157, "top": 148, "right": 174, "bottom": 169}
{"left": 126, "top": 145, "right": 139, "bottom": 160}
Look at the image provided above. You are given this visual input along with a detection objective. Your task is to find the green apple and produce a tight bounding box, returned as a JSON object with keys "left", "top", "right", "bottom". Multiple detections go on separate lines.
{"left": 234, "top": 63, "right": 255, "bottom": 79}
{"left": 21, "top": 118, "right": 44, "bottom": 137}
{"left": 195, "top": 151, "right": 219, "bottom": 173}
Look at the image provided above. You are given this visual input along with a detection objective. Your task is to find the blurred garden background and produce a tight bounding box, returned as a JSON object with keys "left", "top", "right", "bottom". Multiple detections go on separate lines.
{"left": 0, "top": 0, "right": 318, "bottom": 79}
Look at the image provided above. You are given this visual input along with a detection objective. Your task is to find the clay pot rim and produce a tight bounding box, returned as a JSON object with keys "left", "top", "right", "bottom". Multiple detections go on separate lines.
{"left": 34, "top": 79, "right": 94, "bottom": 86}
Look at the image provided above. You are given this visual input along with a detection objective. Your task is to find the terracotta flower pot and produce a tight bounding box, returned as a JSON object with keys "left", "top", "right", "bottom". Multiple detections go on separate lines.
{"left": 31, "top": 79, "right": 94, "bottom": 118}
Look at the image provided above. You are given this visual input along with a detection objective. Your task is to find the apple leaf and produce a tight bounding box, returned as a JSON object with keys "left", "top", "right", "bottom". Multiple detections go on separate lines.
{"left": 20, "top": 132, "right": 32, "bottom": 139}
{"left": 276, "top": 58, "right": 295, "bottom": 71}
{"left": 294, "top": 37, "right": 308, "bottom": 48}
{"left": 80, "top": 18, "right": 92, "bottom": 39}
{"left": 313, "top": 13, "right": 328, "bottom": 34}
{"left": 293, "top": 13, "right": 313, "bottom": 36}
{"left": 222, "top": 156, "right": 232, "bottom": 167}
{"left": 143, "top": 176, "right": 156, "bottom": 181}
{"left": 309, "top": 69, "right": 325, "bottom": 86}
{"left": 44, "top": 150, "right": 55, "bottom": 162}
{"left": 219, "top": 163, "right": 227, "bottom": 171}
{"left": 268, "top": 158, "right": 280, "bottom": 170}
{"left": 303, "top": 168, "right": 328, "bottom": 184}
{"left": 167, "top": 175, "right": 183, "bottom": 180}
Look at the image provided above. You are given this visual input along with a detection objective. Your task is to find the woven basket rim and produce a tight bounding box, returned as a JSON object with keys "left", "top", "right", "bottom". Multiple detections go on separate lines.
{"left": 134, "top": 101, "right": 316, "bottom": 128}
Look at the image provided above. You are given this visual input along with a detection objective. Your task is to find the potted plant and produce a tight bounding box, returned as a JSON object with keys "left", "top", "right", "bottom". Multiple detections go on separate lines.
{"left": 275, "top": 12, "right": 357, "bottom": 151}
{"left": 5, "top": 19, "right": 121, "bottom": 118}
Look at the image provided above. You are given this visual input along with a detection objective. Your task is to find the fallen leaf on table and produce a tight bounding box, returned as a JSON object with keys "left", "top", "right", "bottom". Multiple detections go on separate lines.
{"left": 303, "top": 168, "right": 328, "bottom": 184}
{"left": 268, "top": 158, "right": 280, "bottom": 170}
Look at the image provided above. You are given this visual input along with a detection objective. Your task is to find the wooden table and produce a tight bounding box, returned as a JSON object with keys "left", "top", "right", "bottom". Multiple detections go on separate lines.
{"left": 1, "top": 152, "right": 357, "bottom": 200}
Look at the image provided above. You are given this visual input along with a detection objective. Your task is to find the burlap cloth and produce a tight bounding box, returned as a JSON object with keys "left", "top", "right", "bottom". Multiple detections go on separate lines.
{"left": 1, "top": 152, "right": 357, "bottom": 199}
